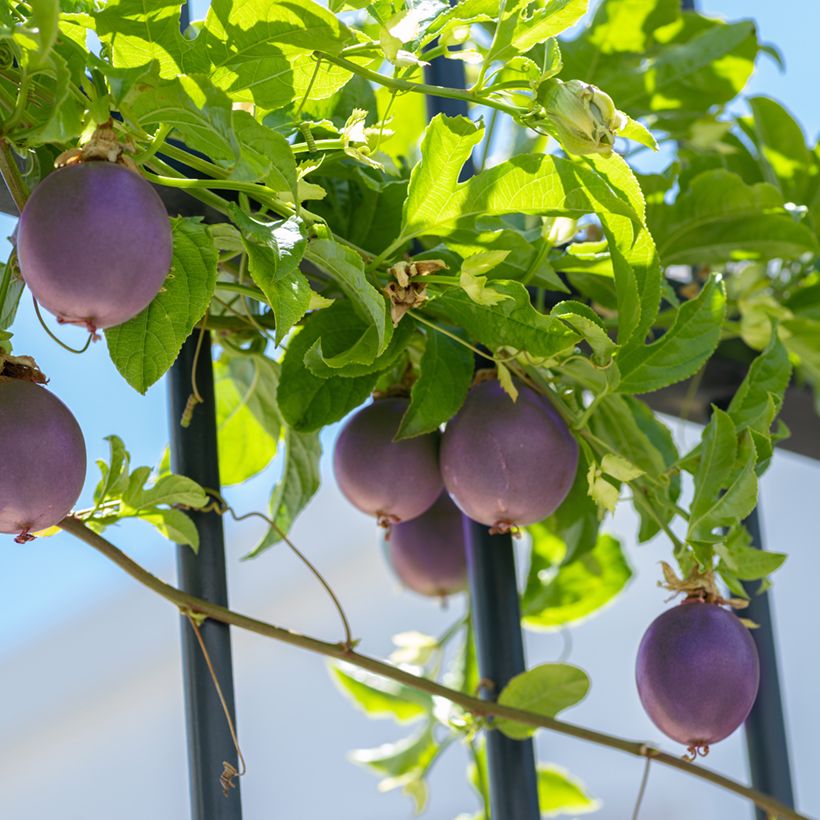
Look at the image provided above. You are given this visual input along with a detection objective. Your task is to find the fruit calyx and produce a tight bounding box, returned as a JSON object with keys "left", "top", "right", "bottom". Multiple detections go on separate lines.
{"left": 55, "top": 121, "right": 139, "bottom": 173}
{"left": 683, "top": 743, "right": 710, "bottom": 762}
{"left": 383, "top": 258, "right": 447, "bottom": 326}
{"left": 659, "top": 561, "right": 749, "bottom": 612}
{"left": 0, "top": 353, "right": 47, "bottom": 384}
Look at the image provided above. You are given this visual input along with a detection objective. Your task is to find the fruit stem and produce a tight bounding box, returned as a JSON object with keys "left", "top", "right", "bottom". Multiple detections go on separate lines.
{"left": 59, "top": 515, "right": 809, "bottom": 820}
{"left": 0, "top": 138, "right": 28, "bottom": 211}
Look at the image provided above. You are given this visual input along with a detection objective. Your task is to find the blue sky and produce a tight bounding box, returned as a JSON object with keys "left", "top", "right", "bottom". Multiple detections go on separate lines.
{"left": 1, "top": 0, "right": 818, "bottom": 648}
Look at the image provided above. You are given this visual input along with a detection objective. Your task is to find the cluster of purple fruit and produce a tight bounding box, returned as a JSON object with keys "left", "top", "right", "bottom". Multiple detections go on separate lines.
{"left": 1, "top": 160, "right": 173, "bottom": 539}
{"left": 332, "top": 380, "right": 580, "bottom": 597}
{"left": 334, "top": 379, "right": 761, "bottom": 752}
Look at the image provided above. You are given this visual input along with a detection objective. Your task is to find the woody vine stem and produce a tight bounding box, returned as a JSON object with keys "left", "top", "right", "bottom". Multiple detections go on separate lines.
{"left": 58, "top": 515, "right": 807, "bottom": 820}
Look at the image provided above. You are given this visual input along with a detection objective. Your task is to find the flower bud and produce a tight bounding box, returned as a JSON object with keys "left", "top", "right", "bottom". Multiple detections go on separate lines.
{"left": 539, "top": 79, "right": 627, "bottom": 156}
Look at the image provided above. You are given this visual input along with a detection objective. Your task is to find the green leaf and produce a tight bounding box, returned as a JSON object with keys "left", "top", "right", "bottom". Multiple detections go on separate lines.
{"left": 277, "top": 311, "right": 379, "bottom": 431}
{"left": 716, "top": 527, "right": 786, "bottom": 582}
{"left": 396, "top": 329, "right": 474, "bottom": 439}
{"left": 551, "top": 300, "right": 616, "bottom": 363}
{"left": 349, "top": 724, "right": 437, "bottom": 779}
{"left": 485, "top": 0, "right": 588, "bottom": 66}
{"left": 727, "top": 332, "right": 791, "bottom": 435}
{"left": 616, "top": 275, "right": 726, "bottom": 394}
{"left": 106, "top": 218, "right": 217, "bottom": 393}
{"left": 748, "top": 96, "right": 812, "bottom": 204}
{"left": 330, "top": 663, "right": 432, "bottom": 723}
{"left": 199, "top": 0, "right": 353, "bottom": 108}
{"left": 650, "top": 170, "right": 818, "bottom": 265}
{"left": 687, "top": 411, "right": 758, "bottom": 552}
{"left": 619, "top": 115, "right": 658, "bottom": 151}
{"left": 230, "top": 110, "right": 299, "bottom": 199}
{"left": 495, "top": 663, "right": 590, "bottom": 739}
{"left": 95, "top": 0, "right": 201, "bottom": 77}
{"left": 305, "top": 238, "right": 389, "bottom": 362}
{"left": 247, "top": 425, "right": 322, "bottom": 557}
{"left": 425, "top": 282, "right": 579, "bottom": 359}
{"left": 231, "top": 210, "right": 309, "bottom": 344}
{"left": 123, "top": 74, "right": 239, "bottom": 167}
{"left": 537, "top": 764, "right": 601, "bottom": 816}
{"left": 0, "top": 257, "right": 24, "bottom": 331}
{"left": 93, "top": 434, "right": 130, "bottom": 506}
{"left": 215, "top": 352, "right": 282, "bottom": 486}
{"left": 601, "top": 453, "right": 643, "bottom": 481}
{"left": 523, "top": 531, "right": 632, "bottom": 630}
{"left": 25, "top": 0, "right": 60, "bottom": 70}
{"left": 138, "top": 508, "right": 200, "bottom": 552}
{"left": 123, "top": 473, "right": 208, "bottom": 512}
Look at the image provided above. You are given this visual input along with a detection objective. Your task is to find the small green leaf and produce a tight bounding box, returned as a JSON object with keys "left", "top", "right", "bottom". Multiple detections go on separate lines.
{"left": 215, "top": 353, "right": 282, "bottom": 486}
{"left": 617, "top": 275, "right": 726, "bottom": 394}
{"left": 138, "top": 508, "right": 200, "bottom": 552}
{"left": 495, "top": 664, "right": 590, "bottom": 739}
{"left": 246, "top": 425, "right": 322, "bottom": 557}
{"left": 231, "top": 209, "right": 309, "bottom": 344}
{"left": 123, "top": 473, "right": 208, "bottom": 512}
{"left": 551, "top": 300, "right": 616, "bottom": 363}
{"left": 330, "top": 664, "right": 432, "bottom": 723}
{"left": 618, "top": 115, "right": 658, "bottom": 151}
{"left": 523, "top": 529, "right": 631, "bottom": 630}
{"left": 396, "top": 329, "right": 474, "bottom": 439}
{"left": 277, "top": 311, "right": 379, "bottom": 432}
{"left": 230, "top": 110, "right": 298, "bottom": 199}
{"left": 601, "top": 453, "right": 644, "bottom": 481}
{"left": 106, "top": 218, "right": 217, "bottom": 393}
{"left": 459, "top": 268, "right": 511, "bottom": 306}
{"left": 716, "top": 527, "right": 786, "bottom": 581}
{"left": 537, "top": 764, "right": 601, "bottom": 816}
{"left": 305, "top": 239, "right": 389, "bottom": 361}
{"left": 425, "top": 281, "right": 579, "bottom": 360}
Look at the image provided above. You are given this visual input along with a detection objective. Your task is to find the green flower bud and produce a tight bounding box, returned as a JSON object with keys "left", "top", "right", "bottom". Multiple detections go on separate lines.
{"left": 539, "top": 79, "right": 627, "bottom": 156}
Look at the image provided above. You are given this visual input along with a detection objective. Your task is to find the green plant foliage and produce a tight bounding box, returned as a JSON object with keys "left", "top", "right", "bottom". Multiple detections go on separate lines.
{"left": 1, "top": 0, "right": 817, "bottom": 814}
{"left": 495, "top": 663, "right": 590, "bottom": 740}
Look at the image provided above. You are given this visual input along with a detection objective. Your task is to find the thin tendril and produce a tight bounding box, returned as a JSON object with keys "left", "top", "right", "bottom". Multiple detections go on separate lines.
{"left": 180, "top": 313, "right": 209, "bottom": 428}
{"left": 631, "top": 756, "right": 652, "bottom": 820}
{"left": 185, "top": 614, "right": 247, "bottom": 796}
{"left": 295, "top": 57, "right": 323, "bottom": 119}
{"left": 32, "top": 297, "right": 93, "bottom": 354}
{"left": 203, "top": 491, "right": 355, "bottom": 650}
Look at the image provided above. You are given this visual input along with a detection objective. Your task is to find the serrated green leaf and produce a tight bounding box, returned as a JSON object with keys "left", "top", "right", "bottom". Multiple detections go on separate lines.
{"left": 396, "top": 328, "right": 473, "bottom": 439}
{"left": 619, "top": 115, "right": 658, "bottom": 151}
{"left": 523, "top": 530, "right": 631, "bottom": 630}
{"left": 349, "top": 724, "right": 437, "bottom": 779}
{"left": 230, "top": 209, "right": 309, "bottom": 344}
{"left": 538, "top": 764, "right": 601, "bottom": 816}
{"left": 94, "top": 434, "right": 129, "bottom": 506}
{"left": 601, "top": 453, "right": 643, "bottom": 481}
{"left": 748, "top": 96, "right": 812, "bottom": 204}
{"left": 230, "top": 110, "right": 298, "bottom": 199}
{"left": 277, "top": 312, "right": 379, "bottom": 431}
{"left": 330, "top": 663, "right": 432, "bottom": 722}
{"left": 551, "top": 300, "right": 616, "bottom": 363}
{"left": 651, "top": 170, "right": 818, "bottom": 265}
{"left": 496, "top": 663, "right": 589, "bottom": 739}
{"left": 425, "top": 281, "right": 579, "bottom": 359}
{"left": 106, "top": 217, "right": 217, "bottom": 393}
{"left": 123, "top": 74, "right": 239, "bottom": 167}
{"left": 95, "top": 0, "right": 202, "bottom": 77}
{"left": 616, "top": 275, "right": 726, "bottom": 394}
{"left": 305, "top": 238, "right": 389, "bottom": 362}
{"left": 199, "top": 0, "right": 353, "bottom": 107}
{"left": 716, "top": 527, "right": 786, "bottom": 581}
{"left": 215, "top": 352, "right": 282, "bottom": 486}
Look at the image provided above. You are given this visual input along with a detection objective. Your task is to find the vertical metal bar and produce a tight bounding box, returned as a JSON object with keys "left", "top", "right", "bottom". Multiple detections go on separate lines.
{"left": 465, "top": 520, "right": 541, "bottom": 820}
{"left": 170, "top": 4, "right": 241, "bottom": 817}
{"left": 742, "top": 507, "right": 795, "bottom": 818}
{"left": 423, "top": 50, "right": 540, "bottom": 820}
{"left": 169, "top": 335, "right": 243, "bottom": 820}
